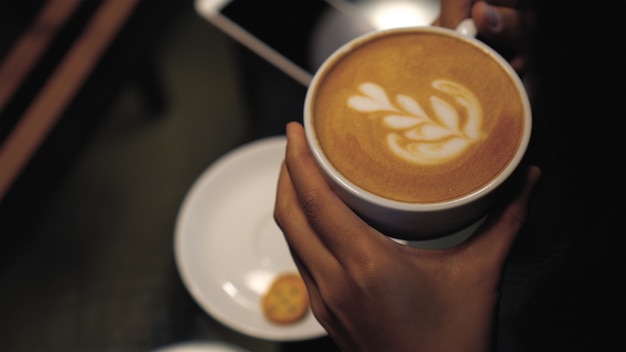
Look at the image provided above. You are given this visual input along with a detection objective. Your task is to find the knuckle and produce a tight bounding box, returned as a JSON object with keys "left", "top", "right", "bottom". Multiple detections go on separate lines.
{"left": 340, "top": 258, "right": 386, "bottom": 296}
{"left": 351, "top": 264, "right": 383, "bottom": 292}
{"left": 299, "top": 190, "right": 326, "bottom": 221}
{"left": 320, "top": 284, "right": 352, "bottom": 311}
{"left": 309, "top": 299, "right": 332, "bottom": 324}
{"left": 273, "top": 196, "right": 294, "bottom": 229}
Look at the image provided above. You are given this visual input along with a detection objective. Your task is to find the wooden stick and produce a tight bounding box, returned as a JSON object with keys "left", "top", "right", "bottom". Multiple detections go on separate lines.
{"left": 0, "top": 0, "right": 141, "bottom": 202}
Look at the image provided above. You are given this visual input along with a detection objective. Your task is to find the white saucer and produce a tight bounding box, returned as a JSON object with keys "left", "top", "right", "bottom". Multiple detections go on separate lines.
{"left": 153, "top": 341, "right": 249, "bottom": 352}
{"left": 174, "top": 136, "right": 326, "bottom": 341}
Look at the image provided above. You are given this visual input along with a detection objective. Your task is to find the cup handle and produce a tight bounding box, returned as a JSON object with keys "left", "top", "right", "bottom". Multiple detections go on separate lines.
{"left": 456, "top": 18, "right": 477, "bottom": 37}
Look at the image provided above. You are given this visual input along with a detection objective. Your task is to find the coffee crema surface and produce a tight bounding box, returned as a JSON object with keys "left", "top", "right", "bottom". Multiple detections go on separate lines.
{"left": 312, "top": 31, "right": 525, "bottom": 203}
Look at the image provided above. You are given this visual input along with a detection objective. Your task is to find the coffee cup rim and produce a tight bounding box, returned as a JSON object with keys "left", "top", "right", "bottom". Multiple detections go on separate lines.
{"left": 304, "top": 25, "right": 532, "bottom": 211}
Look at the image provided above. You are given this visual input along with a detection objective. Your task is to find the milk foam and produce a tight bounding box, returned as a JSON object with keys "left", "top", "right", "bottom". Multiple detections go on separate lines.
{"left": 347, "top": 80, "right": 484, "bottom": 165}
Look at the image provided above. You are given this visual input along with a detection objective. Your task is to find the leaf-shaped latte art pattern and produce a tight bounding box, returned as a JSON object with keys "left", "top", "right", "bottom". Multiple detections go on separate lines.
{"left": 347, "top": 83, "right": 397, "bottom": 112}
{"left": 347, "top": 80, "right": 484, "bottom": 165}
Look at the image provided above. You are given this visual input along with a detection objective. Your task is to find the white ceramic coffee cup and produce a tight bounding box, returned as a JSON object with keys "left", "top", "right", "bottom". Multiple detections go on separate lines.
{"left": 303, "top": 21, "right": 532, "bottom": 247}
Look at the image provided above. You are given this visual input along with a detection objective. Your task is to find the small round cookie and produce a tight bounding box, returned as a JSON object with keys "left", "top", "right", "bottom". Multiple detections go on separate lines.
{"left": 262, "top": 273, "right": 309, "bottom": 324}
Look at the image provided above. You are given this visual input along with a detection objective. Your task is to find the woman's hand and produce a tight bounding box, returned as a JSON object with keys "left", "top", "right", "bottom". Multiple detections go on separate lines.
{"left": 274, "top": 122, "right": 540, "bottom": 352}
{"left": 433, "top": 0, "right": 536, "bottom": 74}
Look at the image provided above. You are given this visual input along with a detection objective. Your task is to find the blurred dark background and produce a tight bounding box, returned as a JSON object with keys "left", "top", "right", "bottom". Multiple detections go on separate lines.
{"left": 0, "top": 0, "right": 313, "bottom": 351}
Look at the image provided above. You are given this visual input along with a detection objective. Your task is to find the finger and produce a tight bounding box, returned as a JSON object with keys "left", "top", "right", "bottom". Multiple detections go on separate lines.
{"left": 465, "top": 165, "right": 541, "bottom": 265}
{"left": 287, "top": 248, "right": 328, "bottom": 322}
{"left": 283, "top": 122, "right": 388, "bottom": 266}
{"left": 274, "top": 161, "right": 338, "bottom": 278}
{"left": 437, "top": 0, "right": 474, "bottom": 29}
{"left": 285, "top": 240, "right": 354, "bottom": 349}
{"left": 471, "top": 1, "right": 534, "bottom": 51}
{"left": 277, "top": 124, "right": 388, "bottom": 334}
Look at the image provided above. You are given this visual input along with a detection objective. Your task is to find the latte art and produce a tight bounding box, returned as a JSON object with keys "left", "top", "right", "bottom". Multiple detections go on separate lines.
{"left": 309, "top": 30, "right": 526, "bottom": 203}
{"left": 348, "top": 80, "right": 484, "bottom": 165}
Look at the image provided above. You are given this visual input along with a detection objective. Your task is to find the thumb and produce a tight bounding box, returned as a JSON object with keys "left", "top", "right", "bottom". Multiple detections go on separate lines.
{"left": 464, "top": 165, "right": 541, "bottom": 265}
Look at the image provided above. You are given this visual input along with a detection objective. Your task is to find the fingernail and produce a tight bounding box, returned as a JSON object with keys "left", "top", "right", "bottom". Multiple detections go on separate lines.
{"left": 484, "top": 4, "right": 501, "bottom": 31}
